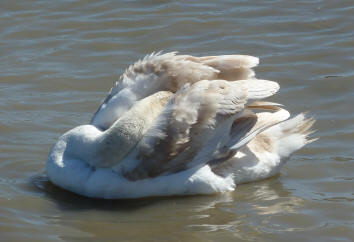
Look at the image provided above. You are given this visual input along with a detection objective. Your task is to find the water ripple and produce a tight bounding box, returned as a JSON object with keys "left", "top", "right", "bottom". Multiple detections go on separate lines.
{"left": 1, "top": 0, "right": 353, "bottom": 241}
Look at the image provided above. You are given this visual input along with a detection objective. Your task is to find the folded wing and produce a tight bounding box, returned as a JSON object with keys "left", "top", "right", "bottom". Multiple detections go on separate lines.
{"left": 123, "top": 78, "right": 281, "bottom": 180}
{"left": 91, "top": 52, "right": 260, "bottom": 130}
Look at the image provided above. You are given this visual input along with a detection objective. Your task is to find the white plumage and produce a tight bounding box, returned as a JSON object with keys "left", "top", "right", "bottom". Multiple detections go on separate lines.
{"left": 46, "top": 52, "right": 315, "bottom": 199}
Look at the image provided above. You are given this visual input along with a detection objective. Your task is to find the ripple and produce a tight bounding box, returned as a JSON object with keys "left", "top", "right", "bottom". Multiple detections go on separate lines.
{"left": 1, "top": 0, "right": 354, "bottom": 241}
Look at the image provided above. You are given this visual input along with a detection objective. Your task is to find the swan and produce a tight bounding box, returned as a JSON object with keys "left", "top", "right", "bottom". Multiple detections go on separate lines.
{"left": 46, "top": 52, "right": 315, "bottom": 199}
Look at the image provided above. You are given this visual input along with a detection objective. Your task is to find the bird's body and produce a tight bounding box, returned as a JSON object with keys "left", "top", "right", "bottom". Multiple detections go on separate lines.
{"left": 46, "top": 52, "right": 315, "bottom": 199}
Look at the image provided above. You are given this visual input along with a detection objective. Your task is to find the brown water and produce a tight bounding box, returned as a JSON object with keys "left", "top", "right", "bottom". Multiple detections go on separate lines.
{"left": 1, "top": 0, "right": 353, "bottom": 241}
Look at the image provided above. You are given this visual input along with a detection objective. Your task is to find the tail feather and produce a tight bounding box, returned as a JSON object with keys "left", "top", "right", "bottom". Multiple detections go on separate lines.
{"left": 211, "top": 113, "right": 316, "bottom": 183}
{"left": 276, "top": 113, "right": 316, "bottom": 139}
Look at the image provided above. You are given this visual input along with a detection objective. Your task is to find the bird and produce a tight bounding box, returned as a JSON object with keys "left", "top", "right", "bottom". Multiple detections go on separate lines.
{"left": 46, "top": 52, "right": 316, "bottom": 199}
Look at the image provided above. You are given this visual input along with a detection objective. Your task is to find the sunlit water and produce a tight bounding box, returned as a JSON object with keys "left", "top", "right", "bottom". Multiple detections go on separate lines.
{"left": 1, "top": 0, "right": 353, "bottom": 241}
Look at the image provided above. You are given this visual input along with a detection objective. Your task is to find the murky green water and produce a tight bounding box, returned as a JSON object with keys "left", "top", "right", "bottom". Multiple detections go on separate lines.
{"left": 1, "top": 0, "right": 353, "bottom": 241}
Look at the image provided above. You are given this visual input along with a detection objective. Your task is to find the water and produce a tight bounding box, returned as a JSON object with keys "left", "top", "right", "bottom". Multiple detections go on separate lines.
{"left": 1, "top": 0, "right": 353, "bottom": 241}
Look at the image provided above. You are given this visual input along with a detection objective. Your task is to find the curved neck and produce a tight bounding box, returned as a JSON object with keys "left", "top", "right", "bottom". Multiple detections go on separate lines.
{"left": 86, "top": 91, "right": 173, "bottom": 168}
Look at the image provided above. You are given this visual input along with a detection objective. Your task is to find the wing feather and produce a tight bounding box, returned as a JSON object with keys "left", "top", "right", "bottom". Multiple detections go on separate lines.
{"left": 124, "top": 80, "right": 250, "bottom": 180}
{"left": 91, "top": 52, "right": 220, "bottom": 129}
{"left": 184, "top": 54, "right": 259, "bottom": 80}
{"left": 91, "top": 52, "right": 263, "bottom": 130}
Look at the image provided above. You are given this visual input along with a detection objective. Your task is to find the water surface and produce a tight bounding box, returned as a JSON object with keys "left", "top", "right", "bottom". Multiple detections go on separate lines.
{"left": 1, "top": 0, "right": 353, "bottom": 241}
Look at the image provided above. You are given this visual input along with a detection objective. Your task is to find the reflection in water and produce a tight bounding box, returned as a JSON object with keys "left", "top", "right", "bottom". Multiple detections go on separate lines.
{"left": 32, "top": 172, "right": 307, "bottom": 240}
{"left": 29, "top": 167, "right": 351, "bottom": 241}
{"left": 251, "top": 183, "right": 304, "bottom": 215}
{"left": 185, "top": 180, "right": 308, "bottom": 241}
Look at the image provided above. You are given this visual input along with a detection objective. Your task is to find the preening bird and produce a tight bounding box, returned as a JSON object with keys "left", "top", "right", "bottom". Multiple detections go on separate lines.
{"left": 46, "top": 52, "right": 315, "bottom": 199}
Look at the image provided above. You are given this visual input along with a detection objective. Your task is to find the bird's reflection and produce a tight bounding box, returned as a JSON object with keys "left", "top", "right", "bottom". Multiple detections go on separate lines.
{"left": 250, "top": 181, "right": 304, "bottom": 215}
{"left": 186, "top": 178, "right": 305, "bottom": 236}
{"left": 31, "top": 172, "right": 305, "bottom": 240}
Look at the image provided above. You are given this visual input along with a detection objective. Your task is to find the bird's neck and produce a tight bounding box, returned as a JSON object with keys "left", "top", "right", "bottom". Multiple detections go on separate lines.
{"left": 85, "top": 91, "right": 174, "bottom": 168}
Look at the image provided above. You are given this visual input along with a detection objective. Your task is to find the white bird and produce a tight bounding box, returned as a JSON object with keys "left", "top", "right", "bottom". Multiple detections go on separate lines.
{"left": 46, "top": 52, "right": 315, "bottom": 199}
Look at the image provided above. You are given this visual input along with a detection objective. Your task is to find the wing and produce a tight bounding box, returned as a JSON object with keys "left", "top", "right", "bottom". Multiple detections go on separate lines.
{"left": 206, "top": 102, "right": 290, "bottom": 169}
{"left": 183, "top": 54, "right": 259, "bottom": 80}
{"left": 123, "top": 78, "right": 279, "bottom": 180}
{"left": 91, "top": 52, "right": 261, "bottom": 130}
